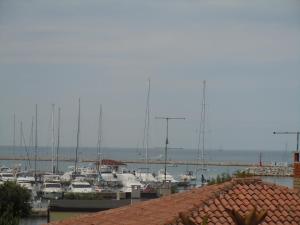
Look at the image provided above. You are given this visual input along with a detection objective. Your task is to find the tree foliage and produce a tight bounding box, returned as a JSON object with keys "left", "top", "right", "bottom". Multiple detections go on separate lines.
{"left": 0, "top": 181, "right": 32, "bottom": 225}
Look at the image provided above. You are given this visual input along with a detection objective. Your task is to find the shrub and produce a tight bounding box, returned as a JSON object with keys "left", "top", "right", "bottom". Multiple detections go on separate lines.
{"left": 0, "top": 181, "right": 31, "bottom": 225}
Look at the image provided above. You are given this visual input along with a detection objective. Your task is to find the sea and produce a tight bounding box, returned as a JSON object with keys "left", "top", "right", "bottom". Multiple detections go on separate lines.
{"left": 0, "top": 146, "right": 294, "bottom": 225}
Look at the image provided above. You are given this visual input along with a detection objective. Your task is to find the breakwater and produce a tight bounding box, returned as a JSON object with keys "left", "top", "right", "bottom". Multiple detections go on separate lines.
{"left": 0, "top": 156, "right": 291, "bottom": 168}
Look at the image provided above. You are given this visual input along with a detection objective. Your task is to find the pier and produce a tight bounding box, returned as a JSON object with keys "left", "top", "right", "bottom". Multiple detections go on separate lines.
{"left": 0, "top": 156, "right": 291, "bottom": 168}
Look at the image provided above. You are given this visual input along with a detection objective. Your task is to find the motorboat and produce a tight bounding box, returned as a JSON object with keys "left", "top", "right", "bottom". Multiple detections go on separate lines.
{"left": 68, "top": 181, "right": 94, "bottom": 193}
{"left": 135, "top": 170, "right": 158, "bottom": 184}
{"left": 178, "top": 171, "right": 196, "bottom": 186}
{"left": 116, "top": 168, "right": 144, "bottom": 192}
{"left": 0, "top": 172, "right": 16, "bottom": 182}
{"left": 17, "top": 180, "right": 34, "bottom": 192}
{"left": 41, "top": 182, "right": 63, "bottom": 199}
{"left": 42, "top": 174, "right": 61, "bottom": 183}
{"left": 98, "top": 166, "right": 122, "bottom": 187}
{"left": 0, "top": 165, "right": 13, "bottom": 173}
{"left": 156, "top": 169, "right": 178, "bottom": 186}
{"left": 16, "top": 171, "right": 35, "bottom": 183}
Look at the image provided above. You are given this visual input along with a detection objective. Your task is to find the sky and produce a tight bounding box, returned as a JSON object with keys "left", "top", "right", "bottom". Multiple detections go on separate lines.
{"left": 0, "top": 0, "right": 299, "bottom": 151}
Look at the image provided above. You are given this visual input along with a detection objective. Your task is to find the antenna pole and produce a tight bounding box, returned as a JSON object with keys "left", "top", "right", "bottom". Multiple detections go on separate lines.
{"left": 155, "top": 116, "right": 185, "bottom": 181}
{"left": 273, "top": 131, "right": 300, "bottom": 152}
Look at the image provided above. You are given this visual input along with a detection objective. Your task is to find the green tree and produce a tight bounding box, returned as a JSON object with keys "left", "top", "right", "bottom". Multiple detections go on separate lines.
{"left": 0, "top": 205, "right": 19, "bottom": 225}
{"left": 0, "top": 181, "right": 32, "bottom": 225}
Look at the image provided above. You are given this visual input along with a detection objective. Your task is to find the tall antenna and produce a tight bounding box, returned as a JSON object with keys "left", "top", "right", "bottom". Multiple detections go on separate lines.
{"left": 96, "top": 104, "right": 103, "bottom": 176}
{"left": 74, "top": 98, "right": 81, "bottom": 174}
{"left": 155, "top": 116, "right": 185, "bottom": 181}
{"left": 273, "top": 131, "right": 300, "bottom": 152}
{"left": 56, "top": 107, "right": 61, "bottom": 174}
{"left": 34, "top": 104, "right": 38, "bottom": 183}
{"left": 51, "top": 104, "right": 55, "bottom": 174}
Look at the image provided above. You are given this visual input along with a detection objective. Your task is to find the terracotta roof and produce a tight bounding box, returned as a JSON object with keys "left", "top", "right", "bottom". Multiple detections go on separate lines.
{"left": 46, "top": 178, "right": 300, "bottom": 225}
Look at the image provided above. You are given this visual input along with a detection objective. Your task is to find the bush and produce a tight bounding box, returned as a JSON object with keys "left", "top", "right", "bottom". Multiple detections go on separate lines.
{"left": 208, "top": 173, "right": 232, "bottom": 185}
{"left": 234, "top": 170, "right": 253, "bottom": 178}
{"left": 0, "top": 181, "right": 31, "bottom": 224}
{"left": 0, "top": 205, "right": 19, "bottom": 225}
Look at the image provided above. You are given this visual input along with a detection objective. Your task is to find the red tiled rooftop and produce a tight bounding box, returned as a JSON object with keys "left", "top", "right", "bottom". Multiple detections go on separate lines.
{"left": 47, "top": 178, "right": 300, "bottom": 225}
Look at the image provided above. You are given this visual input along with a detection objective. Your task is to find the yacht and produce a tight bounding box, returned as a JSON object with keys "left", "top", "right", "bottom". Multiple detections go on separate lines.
{"left": 0, "top": 172, "right": 16, "bottom": 182}
{"left": 60, "top": 170, "right": 74, "bottom": 182}
{"left": 99, "top": 166, "right": 122, "bottom": 187}
{"left": 156, "top": 169, "right": 178, "bottom": 186}
{"left": 17, "top": 180, "right": 34, "bottom": 192}
{"left": 178, "top": 171, "right": 196, "bottom": 186}
{"left": 42, "top": 174, "right": 61, "bottom": 183}
{"left": 116, "top": 168, "right": 144, "bottom": 192}
{"left": 16, "top": 171, "right": 35, "bottom": 183}
{"left": 135, "top": 170, "right": 158, "bottom": 184}
{"left": 68, "top": 181, "right": 94, "bottom": 193}
{"left": 0, "top": 165, "right": 13, "bottom": 173}
{"left": 41, "top": 182, "right": 63, "bottom": 199}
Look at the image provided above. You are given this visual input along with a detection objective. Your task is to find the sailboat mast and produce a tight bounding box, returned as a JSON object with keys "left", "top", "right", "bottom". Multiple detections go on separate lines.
{"left": 74, "top": 98, "right": 80, "bottom": 174}
{"left": 13, "top": 113, "right": 16, "bottom": 155}
{"left": 196, "top": 80, "right": 206, "bottom": 183}
{"left": 97, "top": 104, "right": 102, "bottom": 175}
{"left": 201, "top": 80, "right": 206, "bottom": 172}
{"left": 145, "top": 78, "right": 151, "bottom": 169}
{"left": 30, "top": 116, "right": 34, "bottom": 149}
{"left": 20, "top": 121, "right": 31, "bottom": 170}
{"left": 51, "top": 104, "right": 55, "bottom": 174}
{"left": 56, "top": 107, "right": 61, "bottom": 174}
{"left": 34, "top": 104, "right": 38, "bottom": 183}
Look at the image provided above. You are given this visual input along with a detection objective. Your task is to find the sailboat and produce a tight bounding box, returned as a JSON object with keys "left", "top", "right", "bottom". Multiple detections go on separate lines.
{"left": 96, "top": 104, "right": 103, "bottom": 181}
{"left": 61, "top": 99, "right": 81, "bottom": 181}
{"left": 135, "top": 79, "right": 158, "bottom": 185}
{"left": 195, "top": 80, "right": 208, "bottom": 186}
{"left": 74, "top": 98, "right": 81, "bottom": 176}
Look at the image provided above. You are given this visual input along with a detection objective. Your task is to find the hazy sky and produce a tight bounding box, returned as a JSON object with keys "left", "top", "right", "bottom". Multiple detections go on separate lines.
{"left": 0, "top": 0, "right": 299, "bottom": 151}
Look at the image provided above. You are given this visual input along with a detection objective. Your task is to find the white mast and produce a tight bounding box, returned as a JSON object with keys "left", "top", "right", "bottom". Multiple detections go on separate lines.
{"left": 196, "top": 80, "right": 206, "bottom": 184}
{"left": 34, "top": 104, "right": 38, "bottom": 183}
{"left": 56, "top": 107, "right": 61, "bottom": 174}
{"left": 51, "top": 104, "right": 55, "bottom": 174}
{"left": 13, "top": 113, "right": 16, "bottom": 156}
{"left": 96, "top": 104, "right": 103, "bottom": 175}
{"left": 201, "top": 80, "right": 206, "bottom": 172}
{"left": 143, "top": 78, "right": 151, "bottom": 170}
{"left": 74, "top": 98, "right": 80, "bottom": 174}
